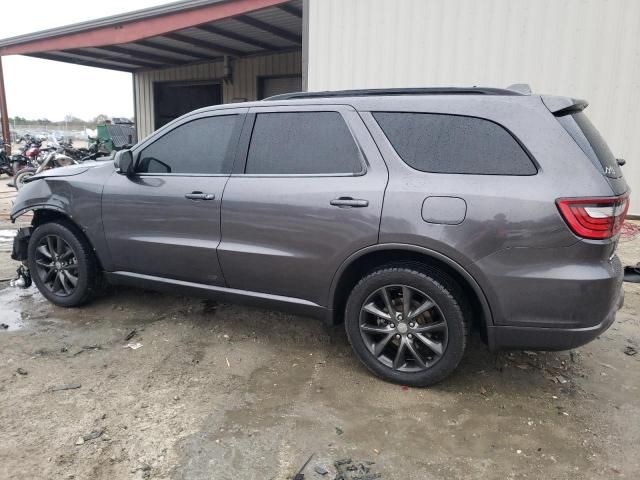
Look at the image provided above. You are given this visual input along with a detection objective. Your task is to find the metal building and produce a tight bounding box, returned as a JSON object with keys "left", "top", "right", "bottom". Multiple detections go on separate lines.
{"left": 0, "top": 0, "right": 304, "bottom": 140}
{"left": 0, "top": 0, "right": 638, "bottom": 214}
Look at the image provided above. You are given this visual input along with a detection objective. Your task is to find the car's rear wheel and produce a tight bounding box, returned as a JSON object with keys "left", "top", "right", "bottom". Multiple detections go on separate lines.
{"left": 28, "top": 221, "right": 101, "bottom": 307}
{"left": 345, "top": 266, "right": 468, "bottom": 386}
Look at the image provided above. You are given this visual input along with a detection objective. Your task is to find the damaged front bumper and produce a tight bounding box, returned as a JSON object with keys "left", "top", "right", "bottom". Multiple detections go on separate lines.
{"left": 11, "top": 227, "right": 33, "bottom": 289}
{"left": 11, "top": 226, "right": 32, "bottom": 262}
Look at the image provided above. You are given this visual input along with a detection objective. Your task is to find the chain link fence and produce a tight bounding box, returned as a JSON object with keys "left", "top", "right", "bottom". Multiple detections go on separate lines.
{"left": 8, "top": 124, "right": 95, "bottom": 142}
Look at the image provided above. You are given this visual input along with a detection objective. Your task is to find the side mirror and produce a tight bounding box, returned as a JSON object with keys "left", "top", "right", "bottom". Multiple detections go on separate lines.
{"left": 114, "top": 149, "right": 134, "bottom": 175}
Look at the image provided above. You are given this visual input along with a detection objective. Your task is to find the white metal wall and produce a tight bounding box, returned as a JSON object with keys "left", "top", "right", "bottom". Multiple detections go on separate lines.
{"left": 133, "top": 50, "right": 302, "bottom": 140}
{"left": 307, "top": 0, "right": 640, "bottom": 215}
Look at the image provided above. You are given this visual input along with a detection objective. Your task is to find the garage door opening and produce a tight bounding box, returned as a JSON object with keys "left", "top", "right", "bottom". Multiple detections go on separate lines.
{"left": 154, "top": 81, "right": 222, "bottom": 130}
{"left": 258, "top": 75, "right": 303, "bottom": 99}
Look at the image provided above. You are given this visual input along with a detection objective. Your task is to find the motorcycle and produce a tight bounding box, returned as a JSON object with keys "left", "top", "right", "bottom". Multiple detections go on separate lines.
{"left": 3, "top": 136, "right": 42, "bottom": 186}
{"left": 0, "top": 143, "right": 12, "bottom": 177}
{"left": 1, "top": 142, "right": 38, "bottom": 180}
{"left": 13, "top": 138, "right": 77, "bottom": 190}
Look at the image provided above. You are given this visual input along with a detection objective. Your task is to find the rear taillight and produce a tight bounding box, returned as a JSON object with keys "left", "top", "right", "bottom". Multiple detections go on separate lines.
{"left": 557, "top": 195, "right": 629, "bottom": 240}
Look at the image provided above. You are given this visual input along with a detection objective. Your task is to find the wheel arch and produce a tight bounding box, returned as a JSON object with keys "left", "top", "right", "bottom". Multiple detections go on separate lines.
{"left": 329, "top": 244, "right": 494, "bottom": 339}
{"left": 23, "top": 207, "right": 105, "bottom": 270}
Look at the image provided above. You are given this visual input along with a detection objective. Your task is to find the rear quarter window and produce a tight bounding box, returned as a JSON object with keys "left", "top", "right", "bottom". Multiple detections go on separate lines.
{"left": 556, "top": 111, "right": 622, "bottom": 178}
{"left": 373, "top": 112, "right": 537, "bottom": 175}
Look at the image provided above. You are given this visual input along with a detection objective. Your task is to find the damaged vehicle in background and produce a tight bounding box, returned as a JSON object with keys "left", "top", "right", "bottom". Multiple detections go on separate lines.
{"left": 9, "top": 86, "right": 629, "bottom": 386}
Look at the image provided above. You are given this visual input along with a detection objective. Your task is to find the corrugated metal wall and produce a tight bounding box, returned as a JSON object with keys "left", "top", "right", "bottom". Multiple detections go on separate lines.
{"left": 307, "top": 0, "right": 640, "bottom": 215}
{"left": 133, "top": 50, "right": 302, "bottom": 140}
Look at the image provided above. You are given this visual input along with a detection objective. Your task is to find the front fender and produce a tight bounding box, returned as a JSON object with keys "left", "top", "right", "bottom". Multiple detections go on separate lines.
{"left": 10, "top": 179, "right": 72, "bottom": 222}
{"left": 9, "top": 165, "right": 114, "bottom": 271}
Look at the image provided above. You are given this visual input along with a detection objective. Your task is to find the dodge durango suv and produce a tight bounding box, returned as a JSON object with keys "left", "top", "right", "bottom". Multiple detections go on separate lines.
{"left": 10, "top": 87, "right": 629, "bottom": 386}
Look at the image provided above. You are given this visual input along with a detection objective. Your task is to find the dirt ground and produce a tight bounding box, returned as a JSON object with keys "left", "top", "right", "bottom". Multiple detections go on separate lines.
{"left": 0, "top": 177, "right": 639, "bottom": 480}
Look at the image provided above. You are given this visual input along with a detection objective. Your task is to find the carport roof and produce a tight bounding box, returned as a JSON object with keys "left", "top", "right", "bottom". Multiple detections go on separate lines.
{"left": 0, "top": 0, "right": 303, "bottom": 72}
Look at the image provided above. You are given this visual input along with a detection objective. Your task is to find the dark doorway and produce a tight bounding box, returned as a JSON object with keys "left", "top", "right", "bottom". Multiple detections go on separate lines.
{"left": 257, "top": 75, "right": 303, "bottom": 100}
{"left": 153, "top": 81, "right": 222, "bottom": 129}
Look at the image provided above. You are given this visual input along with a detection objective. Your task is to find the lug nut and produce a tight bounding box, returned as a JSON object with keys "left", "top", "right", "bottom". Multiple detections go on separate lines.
{"left": 395, "top": 334, "right": 401, "bottom": 339}
{"left": 408, "top": 333, "right": 413, "bottom": 339}
{"left": 409, "top": 322, "right": 415, "bottom": 328}
{"left": 389, "top": 323, "right": 395, "bottom": 328}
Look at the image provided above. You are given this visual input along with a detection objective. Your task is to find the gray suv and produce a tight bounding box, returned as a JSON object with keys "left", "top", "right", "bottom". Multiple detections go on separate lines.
{"left": 10, "top": 88, "right": 629, "bottom": 386}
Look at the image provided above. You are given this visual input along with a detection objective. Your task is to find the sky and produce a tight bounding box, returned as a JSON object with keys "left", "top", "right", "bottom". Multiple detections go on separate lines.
{"left": 2, "top": 0, "right": 177, "bottom": 121}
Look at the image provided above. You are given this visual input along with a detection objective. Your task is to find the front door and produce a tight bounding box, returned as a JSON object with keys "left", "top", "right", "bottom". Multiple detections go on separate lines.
{"left": 102, "top": 108, "right": 246, "bottom": 285}
{"left": 218, "top": 105, "right": 388, "bottom": 306}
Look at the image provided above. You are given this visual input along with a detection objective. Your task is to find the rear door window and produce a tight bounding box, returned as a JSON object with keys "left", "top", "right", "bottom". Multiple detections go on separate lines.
{"left": 373, "top": 112, "right": 536, "bottom": 175}
{"left": 137, "top": 115, "right": 239, "bottom": 174}
{"left": 245, "top": 112, "right": 363, "bottom": 175}
{"left": 556, "top": 111, "right": 621, "bottom": 178}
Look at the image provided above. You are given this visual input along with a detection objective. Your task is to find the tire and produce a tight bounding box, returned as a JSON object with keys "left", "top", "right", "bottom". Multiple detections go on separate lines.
{"left": 345, "top": 266, "right": 468, "bottom": 387}
{"left": 14, "top": 168, "right": 35, "bottom": 190}
{"left": 27, "top": 221, "right": 102, "bottom": 307}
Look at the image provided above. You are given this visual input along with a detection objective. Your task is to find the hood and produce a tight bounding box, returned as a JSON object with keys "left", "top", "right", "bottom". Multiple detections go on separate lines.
{"left": 26, "top": 158, "right": 114, "bottom": 182}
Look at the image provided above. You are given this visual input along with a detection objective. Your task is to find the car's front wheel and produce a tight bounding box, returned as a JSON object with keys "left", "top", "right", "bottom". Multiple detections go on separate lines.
{"left": 27, "top": 221, "right": 102, "bottom": 307}
{"left": 345, "top": 266, "right": 468, "bottom": 387}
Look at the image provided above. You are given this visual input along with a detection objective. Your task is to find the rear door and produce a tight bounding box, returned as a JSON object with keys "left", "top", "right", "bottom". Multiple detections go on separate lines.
{"left": 218, "top": 104, "right": 388, "bottom": 306}
{"left": 102, "top": 108, "right": 246, "bottom": 285}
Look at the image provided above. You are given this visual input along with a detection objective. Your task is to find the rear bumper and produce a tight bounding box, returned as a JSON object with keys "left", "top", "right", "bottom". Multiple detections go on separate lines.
{"left": 487, "top": 285, "right": 624, "bottom": 351}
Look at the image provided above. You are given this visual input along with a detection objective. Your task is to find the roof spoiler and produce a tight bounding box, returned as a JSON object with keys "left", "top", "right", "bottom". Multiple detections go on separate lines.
{"left": 506, "top": 83, "right": 532, "bottom": 95}
{"left": 541, "top": 95, "right": 589, "bottom": 116}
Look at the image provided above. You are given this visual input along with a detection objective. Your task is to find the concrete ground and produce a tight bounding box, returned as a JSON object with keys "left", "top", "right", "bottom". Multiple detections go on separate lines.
{"left": 0, "top": 177, "right": 638, "bottom": 480}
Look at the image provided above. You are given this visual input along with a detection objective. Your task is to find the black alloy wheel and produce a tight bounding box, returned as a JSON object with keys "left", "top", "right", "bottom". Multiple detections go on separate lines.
{"left": 345, "top": 266, "right": 468, "bottom": 387}
{"left": 27, "top": 221, "right": 102, "bottom": 307}
{"left": 33, "top": 234, "right": 79, "bottom": 296}
{"left": 358, "top": 284, "right": 448, "bottom": 372}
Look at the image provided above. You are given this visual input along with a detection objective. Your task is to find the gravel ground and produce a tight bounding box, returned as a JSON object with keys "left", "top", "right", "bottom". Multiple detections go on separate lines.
{"left": 0, "top": 176, "right": 638, "bottom": 479}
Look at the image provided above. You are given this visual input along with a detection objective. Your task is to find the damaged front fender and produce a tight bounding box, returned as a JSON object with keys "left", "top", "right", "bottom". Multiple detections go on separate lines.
{"left": 8, "top": 161, "right": 115, "bottom": 271}
{"left": 10, "top": 179, "right": 72, "bottom": 223}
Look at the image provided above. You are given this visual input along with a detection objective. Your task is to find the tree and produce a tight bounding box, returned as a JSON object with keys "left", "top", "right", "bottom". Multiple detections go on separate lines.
{"left": 64, "top": 114, "right": 86, "bottom": 126}
{"left": 92, "top": 114, "right": 110, "bottom": 125}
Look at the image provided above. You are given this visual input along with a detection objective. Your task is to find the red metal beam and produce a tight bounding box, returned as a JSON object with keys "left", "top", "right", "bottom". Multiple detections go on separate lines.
{"left": 0, "top": 0, "right": 288, "bottom": 56}
{"left": 0, "top": 57, "right": 10, "bottom": 152}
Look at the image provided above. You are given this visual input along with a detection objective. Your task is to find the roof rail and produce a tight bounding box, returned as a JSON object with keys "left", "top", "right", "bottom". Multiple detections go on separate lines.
{"left": 264, "top": 87, "right": 523, "bottom": 101}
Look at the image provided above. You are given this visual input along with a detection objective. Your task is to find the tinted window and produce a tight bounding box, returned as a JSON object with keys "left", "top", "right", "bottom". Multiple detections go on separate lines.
{"left": 557, "top": 111, "right": 621, "bottom": 178}
{"left": 137, "top": 115, "right": 238, "bottom": 174}
{"left": 373, "top": 112, "right": 536, "bottom": 175}
{"left": 245, "top": 112, "right": 362, "bottom": 174}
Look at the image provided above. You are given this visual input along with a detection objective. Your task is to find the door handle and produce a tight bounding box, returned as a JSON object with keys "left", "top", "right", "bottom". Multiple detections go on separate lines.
{"left": 330, "top": 197, "right": 369, "bottom": 208}
{"left": 185, "top": 192, "right": 215, "bottom": 200}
